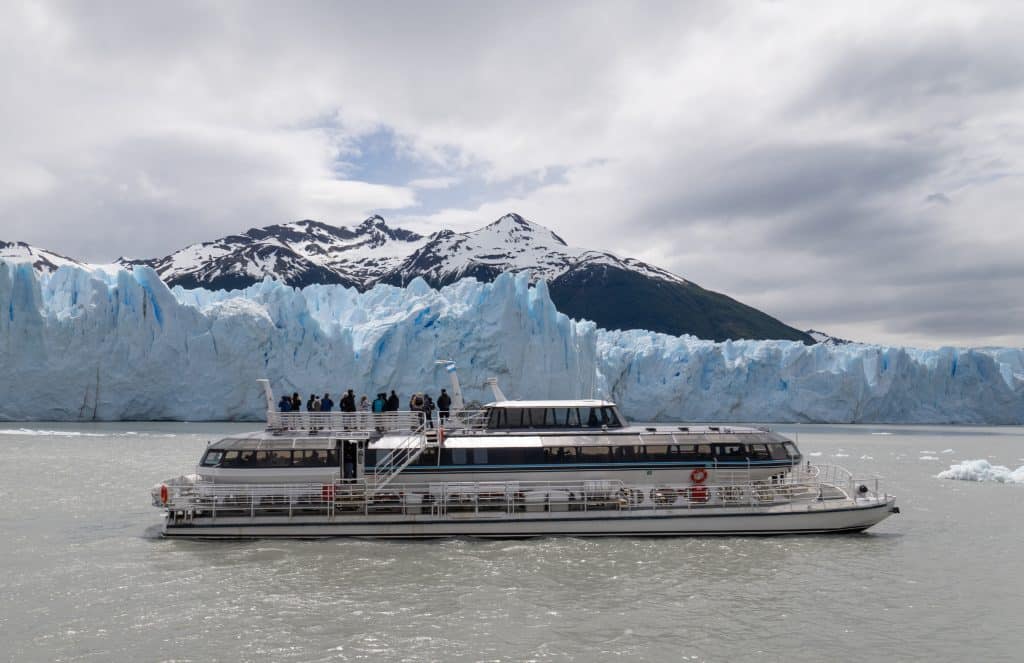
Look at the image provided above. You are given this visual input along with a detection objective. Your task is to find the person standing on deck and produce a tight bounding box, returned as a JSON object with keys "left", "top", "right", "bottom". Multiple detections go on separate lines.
{"left": 437, "top": 389, "right": 451, "bottom": 423}
{"left": 387, "top": 390, "right": 399, "bottom": 412}
{"left": 321, "top": 393, "right": 334, "bottom": 412}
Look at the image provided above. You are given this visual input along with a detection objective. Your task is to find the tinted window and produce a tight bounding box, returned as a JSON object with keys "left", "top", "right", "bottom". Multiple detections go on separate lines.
{"left": 612, "top": 445, "right": 638, "bottom": 460}
{"left": 411, "top": 447, "right": 438, "bottom": 467}
{"left": 748, "top": 443, "right": 770, "bottom": 460}
{"left": 715, "top": 444, "right": 745, "bottom": 458}
{"left": 578, "top": 446, "right": 610, "bottom": 462}
{"left": 293, "top": 449, "right": 329, "bottom": 466}
{"left": 201, "top": 450, "right": 224, "bottom": 467}
{"left": 768, "top": 443, "right": 788, "bottom": 460}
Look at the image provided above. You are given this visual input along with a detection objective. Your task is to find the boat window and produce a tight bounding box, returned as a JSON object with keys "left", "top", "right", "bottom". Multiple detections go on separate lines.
{"left": 544, "top": 446, "right": 578, "bottom": 463}
{"left": 449, "top": 449, "right": 468, "bottom": 465}
{"left": 578, "top": 446, "right": 611, "bottom": 462}
{"left": 715, "top": 444, "right": 745, "bottom": 458}
{"left": 218, "top": 450, "right": 244, "bottom": 467}
{"left": 412, "top": 447, "right": 438, "bottom": 467}
{"left": 601, "top": 407, "right": 622, "bottom": 427}
{"left": 677, "top": 444, "right": 699, "bottom": 458}
{"left": 201, "top": 450, "right": 224, "bottom": 467}
{"left": 768, "top": 443, "right": 788, "bottom": 460}
{"left": 783, "top": 442, "right": 800, "bottom": 459}
{"left": 472, "top": 448, "right": 488, "bottom": 464}
{"left": 644, "top": 444, "right": 671, "bottom": 460}
{"left": 487, "top": 408, "right": 502, "bottom": 428}
{"left": 748, "top": 443, "right": 771, "bottom": 460}
{"left": 293, "top": 449, "right": 329, "bottom": 466}
{"left": 613, "top": 445, "right": 638, "bottom": 460}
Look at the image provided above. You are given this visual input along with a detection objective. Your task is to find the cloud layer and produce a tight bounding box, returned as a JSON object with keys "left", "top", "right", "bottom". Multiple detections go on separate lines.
{"left": 1, "top": 1, "right": 1022, "bottom": 347}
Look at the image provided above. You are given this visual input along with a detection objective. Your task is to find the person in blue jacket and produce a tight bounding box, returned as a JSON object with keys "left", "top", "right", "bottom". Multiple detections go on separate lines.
{"left": 321, "top": 393, "right": 334, "bottom": 412}
{"left": 278, "top": 395, "right": 292, "bottom": 412}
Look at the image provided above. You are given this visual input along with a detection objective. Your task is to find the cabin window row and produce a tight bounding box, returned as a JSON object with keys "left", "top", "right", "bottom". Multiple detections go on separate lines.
{"left": 385, "top": 442, "right": 798, "bottom": 467}
{"left": 201, "top": 448, "right": 339, "bottom": 468}
{"left": 486, "top": 407, "right": 623, "bottom": 429}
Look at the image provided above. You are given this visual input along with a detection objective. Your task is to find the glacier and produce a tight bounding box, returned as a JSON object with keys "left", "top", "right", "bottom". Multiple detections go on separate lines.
{"left": 1, "top": 261, "right": 1022, "bottom": 423}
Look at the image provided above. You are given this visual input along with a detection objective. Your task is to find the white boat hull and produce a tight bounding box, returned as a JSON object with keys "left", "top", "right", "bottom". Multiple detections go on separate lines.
{"left": 162, "top": 497, "right": 897, "bottom": 539}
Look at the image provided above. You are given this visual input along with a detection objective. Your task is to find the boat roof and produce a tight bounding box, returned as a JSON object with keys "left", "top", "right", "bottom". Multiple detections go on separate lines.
{"left": 485, "top": 399, "right": 617, "bottom": 408}
{"left": 208, "top": 437, "right": 336, "bottom": 451}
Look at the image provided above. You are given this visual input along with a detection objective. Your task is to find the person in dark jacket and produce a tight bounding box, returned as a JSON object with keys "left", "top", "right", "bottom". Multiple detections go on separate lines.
{"left": 278, "top": 395, "right": 292, "bottom": 412}
{"left": 306, "top": 394, "right": 316, "bottom": 411}
{"left": 321, "top": 393, "right": 334, "bottom": 412}
{"left": 340, "top": 389, "right": 356, "bottom": 413}
{"left": 386, "top": 390, "right": 399, "bottom": 412}
{"left": 291, "top": 393, "right": 301, "bottom": 411}
{"left": 437, "top": 388, "right": 451, "bottom": 422}
{"left": 423, "top": 394, "right": 435, "bottom": 428}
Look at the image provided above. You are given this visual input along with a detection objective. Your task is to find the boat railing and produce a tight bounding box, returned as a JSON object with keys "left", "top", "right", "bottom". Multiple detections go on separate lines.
{"left": 371, "top": 417, "right": 429, "bottom": 491}
{"left": 157, "top": 467, "right": 889, "bottom": 522}
{"left": 444, "top": 409, "right": 489, "bottom": 432}
{"left": 266, "top": 410, "right": 425, "bottom": 434}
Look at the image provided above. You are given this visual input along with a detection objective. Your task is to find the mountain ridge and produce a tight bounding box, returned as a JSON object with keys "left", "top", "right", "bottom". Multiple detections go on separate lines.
{"left": 3, "top": 213, "right": 813, "bottom": 343}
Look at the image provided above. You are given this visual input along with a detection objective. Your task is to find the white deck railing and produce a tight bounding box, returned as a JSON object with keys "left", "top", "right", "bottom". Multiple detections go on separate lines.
{"left": 266, "top": 410, "right": 424, "bottom": 434}
{"left": 156, "top": 466, "right": 889, "bottom": 522}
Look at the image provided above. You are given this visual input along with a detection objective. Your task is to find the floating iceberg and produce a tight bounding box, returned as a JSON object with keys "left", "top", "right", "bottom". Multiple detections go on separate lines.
{"left": 937, "top": 460, "right": 1024, "bottom": 483}
{"left": 0, "top": 261, "right": 1022, "bottom": 423}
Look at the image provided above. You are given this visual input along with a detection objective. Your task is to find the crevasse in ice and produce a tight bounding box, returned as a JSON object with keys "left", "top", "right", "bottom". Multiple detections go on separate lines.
{"left": 0, "top": 261, "right": 1022, "bottom": 423}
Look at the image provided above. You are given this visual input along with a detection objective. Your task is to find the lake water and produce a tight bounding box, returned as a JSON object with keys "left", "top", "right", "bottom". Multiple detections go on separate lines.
{"left": 1, "top": 422, "right": 1022, "bottom": 662}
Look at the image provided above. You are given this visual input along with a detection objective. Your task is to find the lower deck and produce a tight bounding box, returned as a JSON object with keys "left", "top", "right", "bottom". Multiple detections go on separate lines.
{"left": 155, "top": 466, "right": 897, "bottom": 538}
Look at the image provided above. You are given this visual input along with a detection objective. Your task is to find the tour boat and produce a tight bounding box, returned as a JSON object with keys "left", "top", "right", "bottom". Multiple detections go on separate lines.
{"left": 150, "top": 367, "right": 899, "bottom": 538}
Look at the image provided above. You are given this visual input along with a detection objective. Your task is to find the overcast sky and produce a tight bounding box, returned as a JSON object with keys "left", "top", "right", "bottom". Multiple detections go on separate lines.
{"left": 1, "top": 1, "right": 1022, "bottom": 348}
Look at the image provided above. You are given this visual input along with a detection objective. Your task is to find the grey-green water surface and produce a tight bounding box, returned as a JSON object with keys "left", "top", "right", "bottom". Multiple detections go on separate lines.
{"left": 1, "top": 423, "right": 1022, "bottom": 662}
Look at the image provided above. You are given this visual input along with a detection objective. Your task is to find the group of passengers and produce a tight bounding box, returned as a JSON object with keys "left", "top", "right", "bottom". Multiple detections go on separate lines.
{"left": 276, "top": 387, "right": 452, "bottom": 424}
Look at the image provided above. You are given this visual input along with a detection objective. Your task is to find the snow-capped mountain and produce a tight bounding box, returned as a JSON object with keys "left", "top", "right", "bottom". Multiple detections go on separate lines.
{"left": 806, "top": 329, "right": 856, "bottom": 345}
{"left": 0, "top": 241, "right": 84, "bottom": 273}
{"left": 123, "top": 216, "right": 427, "bottom": 291}
{"left": 5, "top": 213, "right": 812, "bottom": 342}
{"left": 379, "top": 213, "right": 688, "bottom": 289}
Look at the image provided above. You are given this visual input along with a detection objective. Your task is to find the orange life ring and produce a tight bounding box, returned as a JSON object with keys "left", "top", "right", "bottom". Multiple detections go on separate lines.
{"left": 159, "top": 484, "right": 169, "bottom": 504}
{"left": 690, "top": 468, "right": 708, "bottom": 484}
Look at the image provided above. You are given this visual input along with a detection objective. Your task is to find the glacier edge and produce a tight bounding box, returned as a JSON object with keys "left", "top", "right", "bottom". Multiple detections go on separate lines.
{"left": 0, "top": 261, "right": 1021, "bottom": 424}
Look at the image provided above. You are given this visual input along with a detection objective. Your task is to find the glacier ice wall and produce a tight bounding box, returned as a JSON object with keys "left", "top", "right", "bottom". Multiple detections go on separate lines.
{"left": 0, "top": 261, "right": 1022, "bottom": 423}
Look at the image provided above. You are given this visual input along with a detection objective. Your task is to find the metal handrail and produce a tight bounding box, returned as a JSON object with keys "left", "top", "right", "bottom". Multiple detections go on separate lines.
{"left": 266, "top": 410, "right": 424, "bottom": 434}
{"left": 371, "top": 416, "right": 429, "bottom": 491}
{"left": 156, "top": 466, "right": 890, "bottom": 522}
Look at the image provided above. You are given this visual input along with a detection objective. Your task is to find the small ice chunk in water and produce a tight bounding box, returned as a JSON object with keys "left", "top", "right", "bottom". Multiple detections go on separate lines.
{"left": 937, "top": 460, "right": 1024, "bottom": 483}
{"left": 919, "top": 456, "right": 939, "bottom": 461}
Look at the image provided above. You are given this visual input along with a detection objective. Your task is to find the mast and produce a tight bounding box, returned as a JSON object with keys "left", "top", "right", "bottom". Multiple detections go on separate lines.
{"left": 435, "top": 360, "right": 465, "bottom": 410}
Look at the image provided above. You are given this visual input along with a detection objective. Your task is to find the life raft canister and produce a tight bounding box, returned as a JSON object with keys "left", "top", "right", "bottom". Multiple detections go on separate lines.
{"left": 159, "top": 484, "right": 169, "bottom": 505}
{"left": 322, "top": 484, "right": 336, "bottom": 501}
{"left": 686, "top": 486, "right": 709, "bottom": 503}
{"left": 690, "top": 467, "right": 708, "bottom": 484}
